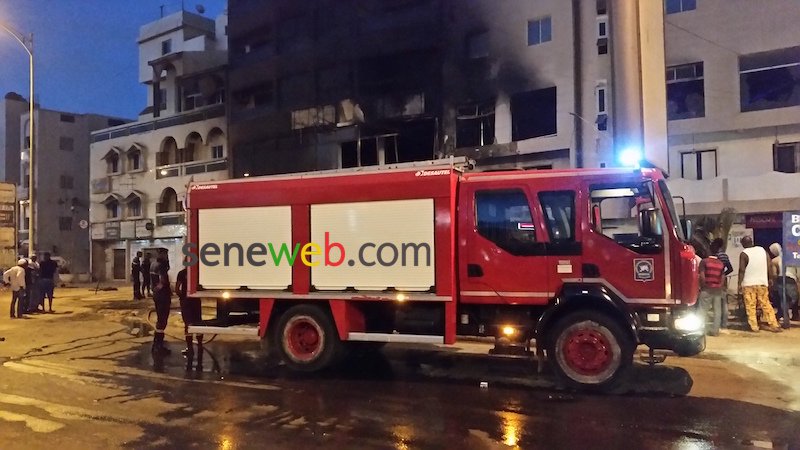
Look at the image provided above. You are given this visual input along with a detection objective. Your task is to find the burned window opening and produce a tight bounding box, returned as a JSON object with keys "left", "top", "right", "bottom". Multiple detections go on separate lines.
{"left": 667, "top": 62, "right": 705, "bottom": 120}
{"left": 774, "top": 142, "right": 800, "bottom": 173}
{"left": 456, "top": 101, "right": 495, "bottom": 148}
{"left": 511, "top": 87, "right": 557, "bottom": 141}
{"left": 739, "top": 47, "right": 800, "bottom": 112}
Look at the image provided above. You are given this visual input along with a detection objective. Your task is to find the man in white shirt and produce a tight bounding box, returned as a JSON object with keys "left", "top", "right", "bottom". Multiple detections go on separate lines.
{"left": 4, "top": 259, "right": 28, "bottom": 319}
{"left": 738, "top": 236, "right": 781, "bottom": 332}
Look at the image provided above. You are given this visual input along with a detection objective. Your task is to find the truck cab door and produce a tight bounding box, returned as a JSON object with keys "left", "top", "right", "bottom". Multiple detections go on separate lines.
{"left": 535, "top": 188, "right": 583, "bottom": 294}
{"left": 458, "top": 182, "right": 550, "bottom": 305}
{"left": 581, "top": 181, "right": 668, "bottom": 301}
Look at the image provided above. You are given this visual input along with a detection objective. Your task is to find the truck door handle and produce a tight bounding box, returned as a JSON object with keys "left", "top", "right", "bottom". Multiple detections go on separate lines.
{"left": 467, "top": 264, "right": 483, "bottom": 277}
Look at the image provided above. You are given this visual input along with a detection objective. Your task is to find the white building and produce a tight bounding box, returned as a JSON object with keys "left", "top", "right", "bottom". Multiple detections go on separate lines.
{"left": 89, "top": 9, "right": 229, "bottom": 282}
{"left": 662, "top": 0, "right": 800, "bottom": 247}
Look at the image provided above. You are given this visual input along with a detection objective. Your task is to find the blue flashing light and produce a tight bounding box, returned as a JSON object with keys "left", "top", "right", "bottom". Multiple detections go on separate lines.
{"left": 618, "top": 147, "right": 642, "bottom": 168}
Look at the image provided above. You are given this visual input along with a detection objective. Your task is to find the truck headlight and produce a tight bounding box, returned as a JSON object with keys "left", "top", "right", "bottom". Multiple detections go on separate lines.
{"left": 673, "top": 313, "right": 704, "bottom": 332}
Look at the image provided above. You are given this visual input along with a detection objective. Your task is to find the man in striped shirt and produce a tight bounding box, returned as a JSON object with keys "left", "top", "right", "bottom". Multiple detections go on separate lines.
{"left": 699, "top": 239, "right": 728, "bottom": 335}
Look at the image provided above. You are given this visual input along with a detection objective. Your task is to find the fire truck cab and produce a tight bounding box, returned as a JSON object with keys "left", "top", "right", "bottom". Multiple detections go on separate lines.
{"left": 185, "top": 158, "right": 704, "bottom": 390}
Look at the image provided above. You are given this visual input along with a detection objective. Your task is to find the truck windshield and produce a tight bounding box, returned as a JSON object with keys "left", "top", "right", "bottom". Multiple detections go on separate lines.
{"left": 657, "top": 180, "right": 685, "bottom": 241}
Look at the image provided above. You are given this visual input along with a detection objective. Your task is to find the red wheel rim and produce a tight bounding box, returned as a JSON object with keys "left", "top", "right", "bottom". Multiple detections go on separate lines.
{"left": 284, "top": 317, "right": 323, "bottom": 362}
{"left": 561, "top": 327, "right": 613, "bottom": 376}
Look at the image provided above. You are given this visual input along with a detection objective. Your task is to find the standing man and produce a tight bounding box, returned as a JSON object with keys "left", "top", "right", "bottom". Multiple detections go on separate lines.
{"left": 37, "top": 253, "right": 58, "bottom": 313}
{"left": 4, "top": 259, "right": 28, "bottom": 319}
{"left": 175, "top": 262, "right": 204, "bottom": 362}
{"left": 738, "top": 236, "right": 782, "bottom": 332}
{"left": 711, "top": 237, "right": 734, "bottom": 329}
{"left": 699, "top": 240, "right": 726, "bottom": 336}
{"left": 768, "top": 243, "right": 797, "bottom": 329}
{"left": 131, "top": 251, "right": 143, "bottom": 300}
{"left": 150, "top": 251, "right": 172, "bottom": 355}
{"left": 141, "top": 253, "right": 152, "bottom": 298}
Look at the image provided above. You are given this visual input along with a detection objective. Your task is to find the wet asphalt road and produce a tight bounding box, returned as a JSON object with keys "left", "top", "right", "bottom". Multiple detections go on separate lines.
{"left": 107, "top": 341, "right": 800, "bottom": 450}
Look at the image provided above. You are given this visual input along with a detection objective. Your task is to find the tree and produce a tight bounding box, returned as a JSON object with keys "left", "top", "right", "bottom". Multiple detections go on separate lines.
{"left": 692, "top": 207, "right": 737, "bottom": 254}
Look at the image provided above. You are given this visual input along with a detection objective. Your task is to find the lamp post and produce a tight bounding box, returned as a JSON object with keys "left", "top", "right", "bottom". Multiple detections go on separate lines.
{"left": 0, "top": 21, "right": 35, "bottom": 257}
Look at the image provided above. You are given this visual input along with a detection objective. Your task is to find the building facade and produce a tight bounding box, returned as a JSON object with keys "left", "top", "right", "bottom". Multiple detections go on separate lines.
{"left": 17, "top": 108, "right": 128, "bottom": 273}
{"left": 0, "top": 92, "right": 29, "bottom": 184}
{"left": 89, "top": 10, "right": 229, "bottom": 282}
{"left": 226, "top": 0, "right": 667, "bottom": 177}
{"left": 663, "top": 0, "right": 800, "bottom": 247}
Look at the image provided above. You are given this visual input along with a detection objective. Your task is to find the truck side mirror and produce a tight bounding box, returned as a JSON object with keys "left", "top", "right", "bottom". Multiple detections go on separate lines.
{"left": 638, "top": 208, "right": 662, "bottom": 238}
{"left": 681, "top": 219, "right": 693, "bottom": 241}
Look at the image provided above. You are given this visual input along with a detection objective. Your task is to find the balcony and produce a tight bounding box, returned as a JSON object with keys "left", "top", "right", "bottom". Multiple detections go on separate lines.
{"left": 155, "top": 157, "right": 228, "bottom": 179}
{"left": 667, "top": 171, "right": 800, "bottom": 215}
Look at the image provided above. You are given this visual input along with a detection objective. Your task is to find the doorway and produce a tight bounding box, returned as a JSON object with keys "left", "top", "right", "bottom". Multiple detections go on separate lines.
{"left": 112, "top": 249, "right": 126, "bottom": 280}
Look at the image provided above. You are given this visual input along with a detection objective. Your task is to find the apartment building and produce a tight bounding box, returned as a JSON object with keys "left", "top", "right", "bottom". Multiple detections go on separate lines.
{"left": 89, "top": 9, "right": 228, "bottom": 281}
{"left": 17, "top": 108, "right": 128, "bottom": 273}
{"left": 663, "top": 0, "right": 800, "bottom": 247}
{"left": 226, "top": 0, "right": 658, "bottom": 176}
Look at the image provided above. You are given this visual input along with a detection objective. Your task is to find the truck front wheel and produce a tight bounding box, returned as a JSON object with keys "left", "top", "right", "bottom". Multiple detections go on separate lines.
{"left": 274, "top": 305, "right": 341, "bottom": 372}
{"left": 547, "top": 311, "right": 634, "bottom": 391}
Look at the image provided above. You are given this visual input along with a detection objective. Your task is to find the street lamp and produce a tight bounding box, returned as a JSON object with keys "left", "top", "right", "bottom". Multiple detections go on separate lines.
{"left": 0, "top": 21, "right": 35, "bottom": 258}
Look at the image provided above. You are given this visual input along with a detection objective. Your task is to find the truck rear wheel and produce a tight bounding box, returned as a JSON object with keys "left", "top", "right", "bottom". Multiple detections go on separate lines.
{"left": 547, "top": 311, "right": 633, "bottom": 391}
{"left": 274, "top": 305, "right": 341, "bottom": 372}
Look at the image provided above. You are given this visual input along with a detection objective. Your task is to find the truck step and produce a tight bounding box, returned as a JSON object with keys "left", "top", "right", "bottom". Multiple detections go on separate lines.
{"left": 347, "top": 332, "right": 444, "bottom": 344}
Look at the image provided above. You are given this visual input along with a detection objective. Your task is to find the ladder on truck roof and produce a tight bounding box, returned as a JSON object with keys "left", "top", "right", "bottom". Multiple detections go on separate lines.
{"left": 204, "top": 156, "right": 476, "bottom": 185}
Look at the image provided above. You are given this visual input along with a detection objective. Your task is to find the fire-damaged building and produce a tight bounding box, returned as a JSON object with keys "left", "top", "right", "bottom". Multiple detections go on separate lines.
{"left": 227, "top": 0, "right": 666, "bottom": 175}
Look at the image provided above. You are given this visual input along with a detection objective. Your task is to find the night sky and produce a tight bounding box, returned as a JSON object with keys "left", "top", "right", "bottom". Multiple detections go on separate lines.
{"left": 0, "top": 0, "right": 227, "bottom": 119}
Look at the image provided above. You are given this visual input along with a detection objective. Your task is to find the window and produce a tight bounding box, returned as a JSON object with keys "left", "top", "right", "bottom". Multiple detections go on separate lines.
{"left": 596, "top": 85, "right": 607, "bottom": 114}
{"left": 665, "top": 0, "right": 696, "bottom": 14}
{"left": 596, "top": 84, "right": 608, "bottom": 131}
{"left": 24, "top": 136, "right": 30, "bottom": 149}
{"left": 161, "top": 39, "right": 172, "bottom": 55}
{"left": 680, "top": 149, "right": 717, "bottom": 180}
{"left": 106, "top": 200, "right": 119, "bottom": 219}
{"left": 466, "top": 31, "right": 489, "bottom": 59}
{"left": 58, "top": 216, "right": 73, "bottom": 231}
{"left": 475, "top": 190, "right": 538, "bottom": 255}
{"left": 527, "top": 16, "right": 552, "bottom": 46}
{"left": 539, "top": 191, "right": 576, "bottom": 242}
{"left": 158, "top": 88, "right": 167, "bottom": 111}
{"left": 107, "top": 153, "right": 120, "bottom": 174}
{"left": 127, "top": 198, "right": 142, "bottom": 218}
{"left": 511, "top": 87, "right": 557, "bottom": 140}
{"left": 739, "top": 46, "right": 800, "bottom": 112}
{"left": 596, "top": 0, "right": 608, "bottom": 15}
{"left": 182, "top": 80, "right": 203, "bottom": 111}
{"left": 597, "top": 17, "right": 609, "bottom": 55}
{"left": 59, "top": 137, "right": 74, "bottom": 151}
{"left": 590, "top": 182, "right": 663, "bottom": 253}
{"left": 667, "top": 62, "right": 705, "bottom": 120}
{"left": 60, "top": 114, "right": 75, "bottom": 123}
{"left": 128, "top": 150, "right": 141, "bottom": 171}
{"left": 774, "top": 142, "right": 800, "bottom": 173}
{"left": 212, "top": 145, "right": 224, "bottom": 159}
{"left": 59, "top": 175, "right": 74, "bottom": 189}
{"left": 456, "top": 101, "right": 495, "bottom": 148}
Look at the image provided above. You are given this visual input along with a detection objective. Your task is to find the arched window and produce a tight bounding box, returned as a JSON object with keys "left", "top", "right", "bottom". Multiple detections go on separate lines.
{"left": 102, "top": 149, "right": 122, "bottom": 174}
{"left": 184, "top": 132, "right": 203, "bottom": 162}
{"left": 158, "top": 187, "right": 183, "bottom": 213}
{"left": 207, "top": 127, "right": 225, "bottom": 159}
{"left": 101, "top": 195, "right": 121, "bottom": 219}
{"left": 158, "top": 136, "right": 178, "bottom": 166}
{"left": 123, "top": 191, "right": 145, "bottom": 218}
{"left": 127, "top": 146, "right": 142, "bottom": 171}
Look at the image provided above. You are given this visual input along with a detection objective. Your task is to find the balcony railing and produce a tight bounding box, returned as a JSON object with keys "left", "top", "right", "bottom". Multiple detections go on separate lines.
{"left": 156, "top": 157, "right": 228, "bottom": 179}
{"left": 156, "top": 212, "right": 185, "bottom": 226}
{"left": 90, "top": 103, "right": 225, "bottom": 143}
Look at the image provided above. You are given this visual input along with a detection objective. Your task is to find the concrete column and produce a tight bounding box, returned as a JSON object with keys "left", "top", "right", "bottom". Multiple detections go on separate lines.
{"left": 609, "top": 0, "right": 668, "bottom": 170}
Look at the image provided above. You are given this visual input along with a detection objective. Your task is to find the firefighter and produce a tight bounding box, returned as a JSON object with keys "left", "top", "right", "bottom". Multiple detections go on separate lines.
{"left": 175, "top": 262, "right": 204, "bottom": 363}
{"left": 150, "top": 252, "right": 172, "bottom": 355}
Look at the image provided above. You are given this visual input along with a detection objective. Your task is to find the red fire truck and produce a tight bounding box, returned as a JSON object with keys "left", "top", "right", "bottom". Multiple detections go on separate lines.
{"left": 185, "top": 158, "right": 704, "bottom": 390}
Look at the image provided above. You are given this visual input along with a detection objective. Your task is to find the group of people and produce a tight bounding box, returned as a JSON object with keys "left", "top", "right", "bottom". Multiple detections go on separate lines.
{"left": 3, "top": 253, "right": 59, "bottom": 319}
{"left": 697, "top": 236, "right": 799, "bottom": 335}
{"left": 131, "top": 251, "right": 203, "bottom": 360}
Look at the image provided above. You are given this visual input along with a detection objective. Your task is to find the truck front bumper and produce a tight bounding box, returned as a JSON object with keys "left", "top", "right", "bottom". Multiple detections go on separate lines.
{"left": 636, "top": 307, "right": 706, "bottom": 356}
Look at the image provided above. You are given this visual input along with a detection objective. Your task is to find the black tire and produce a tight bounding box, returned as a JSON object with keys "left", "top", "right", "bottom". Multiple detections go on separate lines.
{"left": 273, "top": 304, "right": 341, "bottom": 372}
{"left": 547, "top": 311, "right": 634, "bottom": 391}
